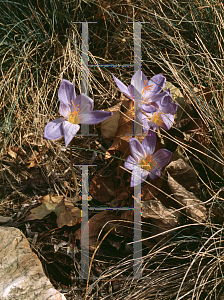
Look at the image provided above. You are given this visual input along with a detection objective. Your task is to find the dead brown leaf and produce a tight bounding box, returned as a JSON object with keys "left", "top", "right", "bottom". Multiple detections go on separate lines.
{"left": 167, "top": 173, "right": 207, "bottom": 223}
{"left": 89, "top": 176, "right": 115, "bottom": 204}
{"left": 142, "top": 199, "right": 180, "bottom": 229}
{"left": 27, "top": 150, "right": 41, "bottom": 168}
{"left": 25, "top": 195, "right": 81, "bottom": 228}
{"left": 142, "top": 199, "right": 180, "bottom": 241}
{"left": 105, "top": 98, "right": 147, "bottom": 157}
{"left": 165, "top": 158, "right": 201, "bottom": 195}
{"left": 106, "top": 210, "right": 133, "bottom": 237}
{"left": 100, "top": 102, "right": 121, "bottom": 139}
{"left": 142, "top": 174, "right": 166, "bottom": 201}
{"left": 75, "top": 211, "right": 121, "bottom": 251}
{"left": 116, "top": 186, "right": 132, "bottom": 206}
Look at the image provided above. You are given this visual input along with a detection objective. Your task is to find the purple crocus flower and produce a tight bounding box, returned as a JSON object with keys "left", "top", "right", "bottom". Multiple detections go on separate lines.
{"left": 112, "top": 69, "right": 166, "bottom": 108}
{"left": 136, "top": 88, "right": 178, "bottom": 131}
{"left": 43, "top": 79, "right": 112, "bottom": 148}
{"left": 124, "top": 131, "right": 172, "bottom": 187}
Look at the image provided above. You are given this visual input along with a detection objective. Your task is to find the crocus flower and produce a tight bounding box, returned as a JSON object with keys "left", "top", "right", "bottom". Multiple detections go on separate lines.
{"left": 136, "top": 88, "right": 178, "bottom": 131}
{"left": 124, "top": 131, "right": 172, "bottom": 187}
{"left": 112, "top": 69, "right": 167, "bottom": 108}
{"left": 43, "top": 79, "right": 112, "bottom": 148}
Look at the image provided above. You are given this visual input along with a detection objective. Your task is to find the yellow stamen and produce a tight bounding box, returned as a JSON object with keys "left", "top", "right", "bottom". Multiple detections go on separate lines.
{"left": 142, "top": 80, "right": 153, "bottom": 96}
{"left": 68, "top": 100, "right": 81, "bottom": 124}
{"left": 142, "top": 111, "right": 164, "bottom": 126}
{"left": 151, "top": 112, "right": 163, "bottom": 126}
{"left": 141, "top": 80, "right": 154, "bottom": 104}
{"left": 140, "top": 153, "right": 157, "bottom": 171}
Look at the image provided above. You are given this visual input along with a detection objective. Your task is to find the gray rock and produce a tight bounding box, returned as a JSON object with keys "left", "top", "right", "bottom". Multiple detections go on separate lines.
{"left": 0, "top": 226, "right": 66, "bottom": 300}
{"left": 0, "top": 216, "right": 12, "bottom": 224}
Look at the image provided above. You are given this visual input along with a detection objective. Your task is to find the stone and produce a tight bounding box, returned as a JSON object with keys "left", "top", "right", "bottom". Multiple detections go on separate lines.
{"left": 0, "top": 226, "right": 66, "bottom": 300}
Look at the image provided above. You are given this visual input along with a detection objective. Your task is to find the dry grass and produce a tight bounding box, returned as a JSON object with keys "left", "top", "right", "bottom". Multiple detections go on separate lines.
{"left": 0, "top": 0, "right": 224, "bottom": 299}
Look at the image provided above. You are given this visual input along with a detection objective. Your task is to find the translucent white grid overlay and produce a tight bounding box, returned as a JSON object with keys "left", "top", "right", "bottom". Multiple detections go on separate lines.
{"left": 72, "top": 20, "right": 151, "bottom": 279}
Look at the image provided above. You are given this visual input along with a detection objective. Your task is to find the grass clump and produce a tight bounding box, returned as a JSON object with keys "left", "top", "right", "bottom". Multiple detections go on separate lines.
{"left": 0, "top": 0, "right": 224, "bottom": 299}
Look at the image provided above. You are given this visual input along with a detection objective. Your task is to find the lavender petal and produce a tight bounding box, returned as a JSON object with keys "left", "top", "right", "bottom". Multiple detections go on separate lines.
{"left": 62, "top": 121, "right": 80, "bottom": 148}
{"left": 124, "top": 155, "right": 137, "bottom": 171}
{"left": 136, "top": 110, "right": 158, "bottom": 132}
{"left": 141, "top": 104, "right": 158, "bottom": 113}
{"left": 112, "top": 75, "right": 132, "bottom": 100}
{"left": 161, "top": 102, "right": 178, "bottom": 115}
{"left": 148, "top": 168, "right": 162, "bottom": 180}
{"left": 147, "top": 89, "right": 170, "bottom": 104}
{"left": 160, "top": 113, "right": 174, "bottom": 131}
{"left": 59, "top": 103, "right": 71, "bottom": 119}
{"left": 43, "top": 118, "right": 64, "bottom": 140}
{"left": 147, "top": 74, "right": 166, "bottom": 94}
{"left": 131, "top": 69, "right": 147, "bottom": 96}
{"left": 142, "top": 131, "right": 157, "bottom": 155}
{"left": 81, "top": 111, "right": 113, "bottom": 125}
{"left": 74, "top": 93, "right": 94, "bottom": 113}
{"left": 58, "top": 79, "right": 76, "bottom": 106}
{"left": 129, "top": 138, "right": 146, "bottom": 162}
{"left": 152, "top": 149, "right": 172, "bottom": 169}
{"left": 127, "top": 85, "right": 142, "bottom": 106}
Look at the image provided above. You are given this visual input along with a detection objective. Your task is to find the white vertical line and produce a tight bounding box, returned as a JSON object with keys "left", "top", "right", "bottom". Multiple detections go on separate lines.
{"left": 81, "top": 165, "right": 89, "bottom": 278}
{"left": 133, "top": 172, "right": 142, "bottom": 278}
{"left": 133, "top": 21, "right": 142, "bottom": 278}
{"left": 81, "top": 22, "right": 89, "bottom": 136}
{"left": 133, "top": 21, "right": 142, "bottom": 136}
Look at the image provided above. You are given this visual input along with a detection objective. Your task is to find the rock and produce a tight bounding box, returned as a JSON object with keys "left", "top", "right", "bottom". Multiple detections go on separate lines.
{"left": 0, "top": 226, "right": 66, "bottom": 300}
{"left": 0, "top": 216, "right": 12, "bottom": 224}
